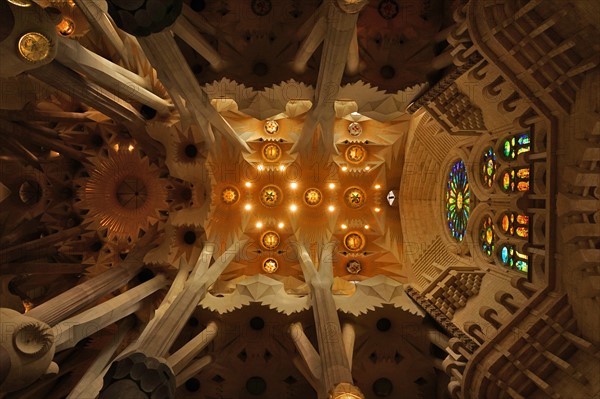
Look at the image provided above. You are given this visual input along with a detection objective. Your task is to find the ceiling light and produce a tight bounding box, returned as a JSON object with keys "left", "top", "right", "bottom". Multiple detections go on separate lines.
{"left": 341, "top": 224, "right": 347, "bottom": 229}
{"left": 374, "top": 184, "right": 381, "bottom": 189}
{"left": 128, "top": 144, "right": 134, "bottom": 152}
{"left": 289, "top": 204, "right": 298, "bottom": 212}
{"left": 329, "top": 183, "right": 335, "bottom": 189}
{"left": 374, "top": 207, "right": 381, "bottom": 213}
{"left": 279, "top": 165, "right": 285, "bottom": 171}
{"left": 364, "top": 225, "right": 370, "bottom": 230}
{"left": 341, "top": 166, "right": 348, "bottom": 171}
{"left": 364, "top": 166, "right": 371, "bottom": 171}
{"left": 257, "top": 164, "right": 265, "bottom": 171}
{"left": 256, "top": 222, "right": 263, "bottom": 228}
{"left": 244, "top": 204, "right": 252, "bottom": 211}
{"left": 245, "top": 182, "right": 252, "bottom": 188}
{"left": 290, "top": 182, "right": 298, "bottom": 189}
{"left": 278, "top": 222, "right": 284, "bottom": 228}
{"left": 328, "top": 205, "right": 335, "bottom": 212}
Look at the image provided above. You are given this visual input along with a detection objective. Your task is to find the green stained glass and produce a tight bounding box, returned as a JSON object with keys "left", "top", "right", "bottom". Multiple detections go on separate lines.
{"left": 481, "top": 148, "right": 497, "bottom": 189}
{"left": 501, "top": 132, "right": 531, "bottom": 160}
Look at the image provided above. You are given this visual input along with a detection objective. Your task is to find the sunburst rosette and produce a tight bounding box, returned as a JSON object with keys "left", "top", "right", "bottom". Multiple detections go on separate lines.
{"left": 75, "top": 149, "right": 168, "bottom": 246}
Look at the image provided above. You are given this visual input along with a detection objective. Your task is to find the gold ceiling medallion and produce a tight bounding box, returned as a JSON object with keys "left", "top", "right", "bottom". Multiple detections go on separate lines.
{"left": 264, "top": 120, "right": 279, "bottom": 134}
{"left": 57, "top": 17, "right": 76, "bottom": 37}
{"left": 344, "top": 231, "right": 366, "bottom": 252}
{"left": 7, "top": 0, "right": 32, "bottom": 7}
{"left": 346, "top": 259, "right": 362, "bottom": 274}
{"left": 260, "top": 185, "right": 282, "bottom": 207}
{"left": 260, "top": 231, "right": 280, "bottom": 250}
{"left": 303, "top": 188, "right": 322, "bottom": 207}
{"left": 262, "top": 143, "right": 282, "bottom": 162}
{"left": 18, "top": 32, "right": 52, "bottom": 63}
{"left": 348, "top": 122, "right": 362, "bottom": 136}
{"left": 344, "top": 187, "right": 366, "bottom": 209}
{"left": 345, "top": 144, "right": 367, "bottom": 164}
{"left": 221, "top": 186, "right": 240, "bottom": 204}
{"left": 262, "top": 258, "right": 278, "bottom": 273}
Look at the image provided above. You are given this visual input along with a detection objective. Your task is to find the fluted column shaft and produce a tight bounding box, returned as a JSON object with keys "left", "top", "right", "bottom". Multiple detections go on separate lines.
{"left": 294, "top": 0, "right": 366, "bottom": 153}
{"left": 27, "top": 242, "right": 148, "bottom": 326}
{"left": 312, "top": 281, "right": 353, "bottom": 390}
{"left": 52, "top": 274, "right": 168, "bottom": 352}
{"left": 0, "top": 226, "right": 82, "bottom": 265}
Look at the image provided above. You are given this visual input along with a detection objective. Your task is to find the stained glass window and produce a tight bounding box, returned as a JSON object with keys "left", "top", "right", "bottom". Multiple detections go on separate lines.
{"left": 501, "top": 132, "right": 530, "bottom": 160}
{"left": 481, "top": 148, "right": 497, "bottom": 189}
{"left": 446, "top": 160, "right": 471, "bottom": 241}
{"left": 500, "top": 167, "right": 530, "bottom": 192}
{"left": 498, "top": 244, "right": 528, "bottom": 273}
{"left": 500, "top": 212, "right": 529, "bottom": 238}
{"left": 480, "top": 215, "right": 495, "bottom": 257}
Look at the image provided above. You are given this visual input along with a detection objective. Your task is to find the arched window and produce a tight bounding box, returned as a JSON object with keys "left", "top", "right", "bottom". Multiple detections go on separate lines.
{"left": 480, "top": 148, "right": 497, "bottom": 189}
{"left": 500, "top": 131, "right": 530, "bottom": 160}
{"left": 479, "top": 215, "right": 496, "bottom": 258}
{"left": 446, "top": 160, "right": 471, "bottom": 242}
{"left": 500, "top": 167, "right": 530, "bottom": 192}
{"left": 498, "top": 244, "right": 528, "bottom": 273}
{"left": 500, "top": 212, "right": 529, "bottom": 238}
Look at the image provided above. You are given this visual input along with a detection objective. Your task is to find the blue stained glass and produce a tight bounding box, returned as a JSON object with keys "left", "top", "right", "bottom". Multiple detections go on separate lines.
{"left": 501, "top": 131, "right": 531, "bottom": 160}
{"left": 499, "top": 244, "right": 528, "bottom": 273}
{"left": 445, "top": 160, "right": 471, "bottom": 241}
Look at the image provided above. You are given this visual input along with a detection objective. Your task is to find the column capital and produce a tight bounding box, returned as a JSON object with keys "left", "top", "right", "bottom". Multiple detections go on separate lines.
{"left": 334, "top": 0, "right": 369, "bottom": 14}
{"left": 0, "top": 308, "right": 56, "bottom": 393}
{"left": 329, "top": 382, "right": 365, "bottom": 399}
{"left": 99, "top": 352, "right": 175, "bottom": 399}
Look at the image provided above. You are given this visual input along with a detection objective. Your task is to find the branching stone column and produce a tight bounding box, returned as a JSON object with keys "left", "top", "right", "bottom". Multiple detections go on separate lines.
{"left": 137, "top": 31, "right": 250, "bottom": 152}
{"left": 0, "top": 226, "right": 82, "bottom": 266}
{"left": 56, "top": 38, "right": 172, "bottom": 116}
{"left": 52, "top": 274, "right": 168, "bottom": 352}
{"left": 27, "top": 239, "right": 153, "bottom": 326}
{"left": 292, "top": 0, "right": 368, "bottom": 154}
{"left": 167, "top": 321, "right": 217, "bottom": 387}
{"left": 29, "top": 63, "right": 145, "bottom": 127}
{"left": 66, "top": 317, "right": 135, "bottom": 399}
{"left": 289, "top": 322, "right": 324, "bottom": 396}
{"left": 99, "top": 240, "right": 246, "bottom": 398}
{"left": 295, "top": 242, "right": 364, "bottom": 399}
